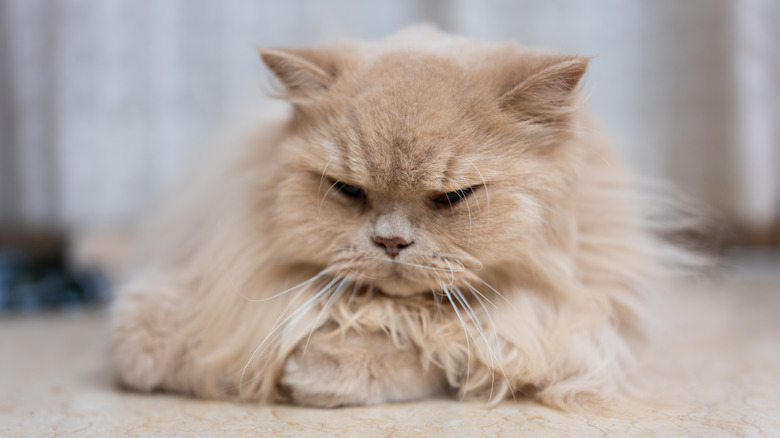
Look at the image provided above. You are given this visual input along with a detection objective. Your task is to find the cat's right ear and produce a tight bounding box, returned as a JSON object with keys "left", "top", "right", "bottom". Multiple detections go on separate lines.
{"left": 259, "top": 48, "right": 338, "bottom": 99}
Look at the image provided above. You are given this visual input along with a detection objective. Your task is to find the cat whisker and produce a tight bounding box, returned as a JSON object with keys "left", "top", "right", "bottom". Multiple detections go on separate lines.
{"left": 316, "top": 158, "right": 335, "bottom": 216}
{"left": 443, "top": 259, "right": 457, "bottom": 286}
{"left": 462, "top": 191, "right": 474, "bottom": 250}
{"left": 437, "top": 275, "right": 471, "bottom": 400}
{"left": 234, "top": 269, "right": 343, "bottom": 393}
{"left": 474, "top": 277, "right": 514, "bottom": 307}
{"left": 463, "top": 279, "right": 516, "bottom": 402}
{"left": 405, "top": 250, "right": 483, "bottom": 272}
{"left": 450, "top": 286, "right": 496, "bottom": 402}
{"left": 464, "top": 295, "right": 500, "bottom": 403}
{"left": 432, "top": 282, "right": 443, "bottom": 313}
{"left": 301, "top": 276, "right": 350, "bottom": 357}
{"left": 332, "top": 262, "right": 395, "bottom": 281}
{"left": 238, "top": 274, "right": 339, "bottom": 395}
{"left": 237, "top": 280, "right": 331, "bottom": 386}
{"left": 455, "top": 285, "right": 516, "bottom": 404}
{"left": 389, "top": 258, "right": 465, "bottom": 273}
{"left": 344, "top": 278, "right": 362, "bottom": 308}
{"left": 239, "top": 273, "right": 354, "bottom": 393}
{"left": 462, "top": 280, "right": 497, "bottom": 308}
{"left": 317, "top": 179, "right": 341, "bottom": 213}
{"left": 238, "top": 270, "right": 330, "bottom": 302}
{"left": 450, "top": 253, "right": 483, "bottom": 272}
{"left": 467, "top": 285, "right": 516, "bottom": 403}
{"left": 466, "top": 160, "right": 491, "bottom": 228}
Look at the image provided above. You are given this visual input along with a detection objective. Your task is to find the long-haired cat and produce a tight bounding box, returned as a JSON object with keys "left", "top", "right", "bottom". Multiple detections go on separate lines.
{"left": 111, "top": 27, "right": 678, "bottom": 409}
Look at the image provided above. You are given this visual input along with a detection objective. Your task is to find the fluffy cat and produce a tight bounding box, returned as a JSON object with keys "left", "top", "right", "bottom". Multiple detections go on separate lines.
{"left": 111, "top": 27, "right": 675, "bottom": 409}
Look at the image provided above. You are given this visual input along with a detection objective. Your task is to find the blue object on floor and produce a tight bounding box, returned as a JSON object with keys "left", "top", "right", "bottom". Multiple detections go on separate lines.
{"left": 0, "top": 249, "right": 109, "bottom": 313}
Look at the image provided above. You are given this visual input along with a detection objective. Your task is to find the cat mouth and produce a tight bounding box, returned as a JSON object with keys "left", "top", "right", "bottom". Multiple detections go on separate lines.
{"left": 366, "top": 269, "right": 452, "bottom": 297}
{"left": 374, "top": 286, "right": 431, "bottom": 298}
{"left": 371, "top": 278, "right": 433, "bottom": 297}
{"left": 330, "top": 247, "right": 479, "bottom": 296}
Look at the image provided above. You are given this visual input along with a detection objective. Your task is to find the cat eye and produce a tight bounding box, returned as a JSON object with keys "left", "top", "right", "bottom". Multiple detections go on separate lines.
{"left": 432, "top": 187, "right": 475, "bottom": 207}
{"left": 332, "top": 180, "right": 366, "bottom": 200}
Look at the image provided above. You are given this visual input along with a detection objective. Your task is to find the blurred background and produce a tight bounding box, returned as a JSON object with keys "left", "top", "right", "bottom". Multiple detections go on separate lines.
{"left": 0, "top": 0, "right": 778, "bottom": 311}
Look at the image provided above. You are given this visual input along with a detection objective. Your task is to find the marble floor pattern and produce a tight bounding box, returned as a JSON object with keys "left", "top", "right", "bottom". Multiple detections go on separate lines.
{"left": 1, "top": 255, "right": 778, "bottom": 437}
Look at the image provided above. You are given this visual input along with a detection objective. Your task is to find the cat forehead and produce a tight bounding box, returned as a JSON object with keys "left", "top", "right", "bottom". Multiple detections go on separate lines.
{"left": 350, "top": 52, "right": 474, "bottom": 107}
{"left": 329, "top": 54, "right": 492, "bottom": 191}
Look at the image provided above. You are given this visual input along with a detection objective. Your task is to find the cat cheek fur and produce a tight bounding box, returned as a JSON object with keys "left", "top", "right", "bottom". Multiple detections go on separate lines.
{"left": 111, "top": 26, "right": 684, "bottom": 409}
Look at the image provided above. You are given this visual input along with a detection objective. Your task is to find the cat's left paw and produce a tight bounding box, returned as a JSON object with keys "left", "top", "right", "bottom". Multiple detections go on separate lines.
{"left": 280, "top": 331, "right": 443, "bottom": 407}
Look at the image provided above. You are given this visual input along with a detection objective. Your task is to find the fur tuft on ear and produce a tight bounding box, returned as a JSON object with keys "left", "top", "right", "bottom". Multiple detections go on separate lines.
{"left": 259, "top": 48, "right": 339, "bottom": 98}
{"left": 499, "top": 57, "right": 590, "bottom": 123}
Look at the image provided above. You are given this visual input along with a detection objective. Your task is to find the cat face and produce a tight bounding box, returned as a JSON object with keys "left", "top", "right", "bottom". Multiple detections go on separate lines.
{"left": 263, "top": 35, "right": 588, "bottom": 296}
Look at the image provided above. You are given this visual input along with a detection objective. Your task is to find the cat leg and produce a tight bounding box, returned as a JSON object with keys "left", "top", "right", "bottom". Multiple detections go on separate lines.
{"left": 281, "top": 330, "right": 445, "bottom": 407}
{"left": 111, "top": 279, "right": 186, "bottom": 392}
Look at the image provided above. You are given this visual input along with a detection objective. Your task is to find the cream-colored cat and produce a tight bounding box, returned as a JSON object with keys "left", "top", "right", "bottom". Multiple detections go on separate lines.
{"left": 112, "top": 27, "right": 677, "bottom": 408}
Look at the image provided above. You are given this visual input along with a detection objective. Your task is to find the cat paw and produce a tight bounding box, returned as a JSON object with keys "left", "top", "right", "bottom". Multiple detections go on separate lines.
{"left": 111, "top": 290, "right": 177, "bottom": 392}
{"left": 113, "top": 334, "right": 168, "bottom": 392}
{"left": 280, "top": 331, "right": 443, "bottom": 407}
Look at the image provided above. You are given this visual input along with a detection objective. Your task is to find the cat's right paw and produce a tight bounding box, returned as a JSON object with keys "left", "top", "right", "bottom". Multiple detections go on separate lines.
{"left": 111, "top": 291, "right": 177, "bottom": 392}
{"left": 112, "top": 334, "right": 167, "bottom": 392}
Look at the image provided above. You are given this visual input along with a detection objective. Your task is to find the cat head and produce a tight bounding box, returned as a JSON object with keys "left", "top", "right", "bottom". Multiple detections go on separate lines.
{"left": 261, "top": 28, "right": 589, "bottom": 296}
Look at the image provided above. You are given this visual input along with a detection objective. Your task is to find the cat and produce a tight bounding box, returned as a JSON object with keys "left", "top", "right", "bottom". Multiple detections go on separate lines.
{"left": 111, "top": 26, "right": 679, "bottom": 409}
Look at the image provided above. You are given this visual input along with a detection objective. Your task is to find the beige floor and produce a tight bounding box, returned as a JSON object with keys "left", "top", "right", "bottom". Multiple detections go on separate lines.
{"left": 1, "top": 255, "right": 779, "bottom": 437}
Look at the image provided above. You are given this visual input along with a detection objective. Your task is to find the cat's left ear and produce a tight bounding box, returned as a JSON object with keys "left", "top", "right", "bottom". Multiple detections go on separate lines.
{"left": 259, "top": 48, "right": 339, "bottom": 99}
{"left": 499, "top": 57, "right": 590, "bottom": 123}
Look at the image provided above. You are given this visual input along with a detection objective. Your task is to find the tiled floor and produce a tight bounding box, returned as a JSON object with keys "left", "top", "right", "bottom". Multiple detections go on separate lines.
{"left": 1, "top": 255, "right": 779, "bottom": 437}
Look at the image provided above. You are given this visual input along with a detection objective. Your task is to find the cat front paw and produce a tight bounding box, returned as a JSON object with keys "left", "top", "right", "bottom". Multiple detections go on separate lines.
{"left": 280, "top": 331, "right": 443, "bottom": 407}
{"left": 113, "top": 333, "right": 168, "bottom": 392}
{"left": 111, "top": 289, "right": 179, "bottom": 392}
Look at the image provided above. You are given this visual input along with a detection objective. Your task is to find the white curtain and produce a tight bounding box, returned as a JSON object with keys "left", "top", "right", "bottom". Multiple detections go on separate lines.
{"left": 1, "top": 0, "right": 778, "bottom": 240}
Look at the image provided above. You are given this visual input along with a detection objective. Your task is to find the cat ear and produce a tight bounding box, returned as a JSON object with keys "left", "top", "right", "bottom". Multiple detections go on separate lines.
{"left": 499, "top": 57, "right": 590, "bottom": 123}
{"left": 259, "top": 48, "right": 338, "bottom": 98}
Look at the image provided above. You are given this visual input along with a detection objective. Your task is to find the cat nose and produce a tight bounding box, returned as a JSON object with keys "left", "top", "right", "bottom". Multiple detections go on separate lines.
{"left": 373, "top": 236, "right": 413, "bottom": 259}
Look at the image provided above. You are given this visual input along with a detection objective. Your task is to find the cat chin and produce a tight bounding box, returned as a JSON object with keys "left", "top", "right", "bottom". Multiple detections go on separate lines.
{"left": 371, "top": 278, "right": 433, "bottom": 297}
